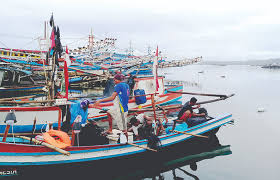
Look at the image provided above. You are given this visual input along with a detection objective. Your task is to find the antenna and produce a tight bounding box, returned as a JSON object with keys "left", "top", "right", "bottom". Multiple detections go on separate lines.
{"left": 128, "top": 40, "right": 133, "bottom": 56}
{"left": 147, "top": 45, "right": 151, "bottom": 55}
{"left": 88, "top": 28, "right": 94, "bottom": 50}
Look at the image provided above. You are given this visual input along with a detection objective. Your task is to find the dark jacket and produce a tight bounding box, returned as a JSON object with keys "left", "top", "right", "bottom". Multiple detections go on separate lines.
{"left": 177, "top": 101, "right": 193, "bottom": 119}
{"left": 77, "top": 123, "right": 109, "bottom": 146}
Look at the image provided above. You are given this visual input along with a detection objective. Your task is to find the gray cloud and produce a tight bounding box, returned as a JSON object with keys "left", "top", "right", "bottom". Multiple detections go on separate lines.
{"left": 1, "top": 0, "right": 280, "bottom": 61}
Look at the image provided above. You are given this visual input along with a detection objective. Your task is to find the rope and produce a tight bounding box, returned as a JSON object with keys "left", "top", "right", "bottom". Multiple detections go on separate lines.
{"left": 0, "top": 40, "right": 9, "bottom": 48}
{"left": 12, "top": 124, "right": 15, "bottom": 144}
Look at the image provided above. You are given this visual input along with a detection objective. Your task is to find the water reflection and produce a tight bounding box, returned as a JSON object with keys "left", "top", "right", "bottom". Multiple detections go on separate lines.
{"left": 2, "top": 136, "right": 232, "bottom": 180}
{"left": 116, "top": 136, "right": 232, "bottom": 180}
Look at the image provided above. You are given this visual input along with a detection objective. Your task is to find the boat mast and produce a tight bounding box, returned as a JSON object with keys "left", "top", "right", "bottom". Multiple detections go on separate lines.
{"left": 128, "top": 40, "right": 133, "bottom": 56}
{"left": 47, "top": 13, "right": 60, "bottom": 103}
{"left": 88, "top": 28, "right": 94, "bottom": 60}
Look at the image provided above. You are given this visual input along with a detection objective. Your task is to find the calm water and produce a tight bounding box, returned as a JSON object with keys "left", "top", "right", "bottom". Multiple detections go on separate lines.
{"left": 157, "top": 64, "right": 280, "bottom": 180}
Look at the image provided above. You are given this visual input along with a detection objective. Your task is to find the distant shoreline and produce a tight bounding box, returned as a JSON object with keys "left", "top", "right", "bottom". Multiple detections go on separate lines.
{"left": 199, "top": 58, "right": 280, "bottom": 66}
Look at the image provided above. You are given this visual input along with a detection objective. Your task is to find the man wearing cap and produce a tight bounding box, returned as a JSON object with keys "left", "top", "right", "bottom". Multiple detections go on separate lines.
{"left": 94, "top": 74, "right": 130, "bottom": 133}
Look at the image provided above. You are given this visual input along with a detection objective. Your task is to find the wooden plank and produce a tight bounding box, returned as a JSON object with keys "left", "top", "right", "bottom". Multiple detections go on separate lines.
{"left": 16, "top": 135, "right": 70, "bottom": 156}
{"left": 167, "top": 90, "right": 229, "bottom": 98}
{"left": 171, "top": 130, "right": 209, "bottom": 138}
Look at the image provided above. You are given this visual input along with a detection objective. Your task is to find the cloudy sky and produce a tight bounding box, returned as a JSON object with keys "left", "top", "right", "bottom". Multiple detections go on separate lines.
{"left": 1, "top": 0, "right": 280, "bottom": 61}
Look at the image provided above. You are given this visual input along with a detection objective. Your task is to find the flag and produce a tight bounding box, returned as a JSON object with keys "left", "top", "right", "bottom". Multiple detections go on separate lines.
{"left": 50, "top": 27, "right": 55, "bottom": 56}
{"left": 45, "top": 52, "right": 49, "bottom": 65}
{"left": 50, "top": 13, "right": 54, "bottom": 27}
{"left": 64, "top": 46, "right": 71, "bottom": 67}
{"left": 55, "top": 26, "right": 63, "bottom": 57}
{"left": 63, "top": 61, "right": 69, "bottom": 99}
{"left": 66, "top": 46, "right": 69, "bottom": 54}
{"left": 155, "top": 45, "right": 159, "bottom": 57}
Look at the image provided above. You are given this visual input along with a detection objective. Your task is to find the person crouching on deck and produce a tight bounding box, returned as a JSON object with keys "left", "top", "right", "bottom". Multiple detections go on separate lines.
{"left": 177, "top": 97, "right": 207, "bottom": 127}
{"left": 128, "top": 113, "right": 154, "bottom": 140}
{"left": 94, "top": 74, "right": 130, "bottom": 134}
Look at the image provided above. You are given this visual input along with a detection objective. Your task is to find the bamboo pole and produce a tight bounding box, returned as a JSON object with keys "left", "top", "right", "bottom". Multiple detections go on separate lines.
{"left": 167, "top": 90, "right": 229, "bottom": 98}
{"left": 171, "top": 130, "right": 209, "bottom": 139}
{"left": 0, "top": 132, "right": 78, "bottom": 136}
{"left": 128, "top": 104, "right": 182, "bottom": 113}
{"left": 127, "top": 142, "right": 157, "bottom": 152}
{"left": 58, "top": 109, "right": 62, "bottom": 130}
{"left": 0, "top": 98, "right": 78, "bottom": 104}
{"left": 107, "top": 137, "right": 157, "bottom": 152}
{"left": 0, "top": 95, "right": 36, "bottom": 101}
{"left": 0, "top": 100, "right": 55, "bottom": 104}
{"left": 196, "top": 94, "right": 235, "bottom": 105}
{"left": 30, "top": 117, "right": 37, "bottom": 143}
{"left": 32, "top": 117, "right": 37, "bottom": 133}
{"left": 0, "top": 132, "right": 41, "bottom": 136}
{"left": 151, "top": 94, "right": 157, "bottom": 122}
{"left": 71, "top": 130, "right": 75, "bottom": 146}
{"left": 16, "top": 135, "right": 70, "bottom": 156}
{"left": 2, "top": 125, "right": 10, "bottom": 142}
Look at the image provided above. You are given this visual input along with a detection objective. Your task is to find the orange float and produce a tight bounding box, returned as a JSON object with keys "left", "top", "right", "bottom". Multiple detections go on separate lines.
{"left": 42, "top": 129, "right": 71, "bottom": 149}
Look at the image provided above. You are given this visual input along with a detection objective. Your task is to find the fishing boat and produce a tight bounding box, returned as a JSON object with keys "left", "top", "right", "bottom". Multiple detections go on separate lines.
{"left": 87, "top": 75, "right": 182, "bottom": 121}
{"left": 0, "top": 48, "right": 45, "bottom": 61}
{"left": 0, "top": 106, "right": 62, "bottom": 133}
{"left": 0, "top": 112, "right": 233, "bottom": 177}
{"left": 261, "top": 63, "right": 280, "bottom": 69}
{"left": 0, "top": 75, "right": 182, "bottom": 133}
{"left": 0, "top": 66, "right": 45, "bottom": 96}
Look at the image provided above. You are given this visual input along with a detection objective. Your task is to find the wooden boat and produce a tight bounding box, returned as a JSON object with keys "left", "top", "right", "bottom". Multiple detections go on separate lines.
{"left": 0, "top": 48, "right": 45, "bottom": 61}
{"left": 0, "top": 106, "right": 62, "bottom": 133}
{"left": 87, "top": 76, "right": 182, "bottom": 121}
{"left": 261, "top": 64, "right": 280, "bottom": 69}
{"left": 0, "top": 76, "right": 181, "bottom": 133}
{"left": 0, "top": 66, "right": 45, "bottom": 95}
{"left": 0, "top": 113, "right": 233, "bottom": 177}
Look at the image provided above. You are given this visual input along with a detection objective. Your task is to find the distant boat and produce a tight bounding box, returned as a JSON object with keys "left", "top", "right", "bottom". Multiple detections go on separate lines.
{"left": 0, "top": 66, "right": 45, "bottom": 95}
{"left": 198, "top": 71, "right": 204, "bottom": 73}
{"left": 257, "top": 108, "right": 265, "bottom": 112}
{"left": 220, "top": 75, "right": 226, "bottom": 78}
{"left": 261, "top": 63, "right": 280, "bottom": 69}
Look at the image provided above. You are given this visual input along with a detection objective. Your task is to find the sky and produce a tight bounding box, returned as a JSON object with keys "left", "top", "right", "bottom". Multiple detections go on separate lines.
{"left": 1, "top": 0, "right": 280, "bottom": 61}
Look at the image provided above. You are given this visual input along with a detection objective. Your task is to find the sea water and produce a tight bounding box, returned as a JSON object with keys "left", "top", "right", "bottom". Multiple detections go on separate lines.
{"left": 153, "top": 64, "right": 280, "bottom": 180}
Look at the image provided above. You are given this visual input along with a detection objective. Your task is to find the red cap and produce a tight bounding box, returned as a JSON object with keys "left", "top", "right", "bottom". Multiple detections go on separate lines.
{"left": 114, "top": 74, "right": 124, "bottom": 81}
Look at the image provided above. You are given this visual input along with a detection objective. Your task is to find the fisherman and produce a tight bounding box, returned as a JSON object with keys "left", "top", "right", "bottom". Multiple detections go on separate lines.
{"left": 103, "top": 72, "right": 115, "bottom": 97}
{"left": 94, "top": 74, "right": 130, "bottom": 134}
{"left": 126, "top": 73, "right": 136, "bottom": 95}
{"left": 177, "top": 97, "right": 207, "bottom": 127}
{"left": 128, "top": 113, "right": 153, "bottom": 140}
